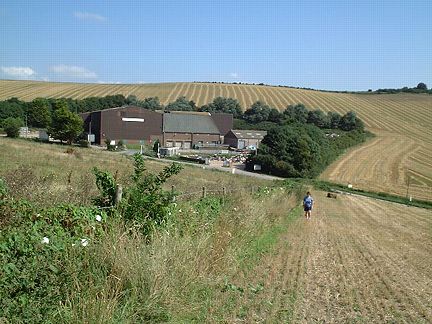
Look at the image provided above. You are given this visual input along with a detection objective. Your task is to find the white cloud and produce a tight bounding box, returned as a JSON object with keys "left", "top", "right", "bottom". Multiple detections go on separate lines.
{"left": 50, "top": 65, "right": 97, "bottom": 79}
{"left": 97, "top": 80, "right": 121, "bottom": 84}
{"left": 230, "top": 72, "right": 239, "bottom": 78}
{"left": 1, "top": 66, "right": 36, "bottom": 78}
{"left": 74, "top": 11, "right": 107, "bottom": 22}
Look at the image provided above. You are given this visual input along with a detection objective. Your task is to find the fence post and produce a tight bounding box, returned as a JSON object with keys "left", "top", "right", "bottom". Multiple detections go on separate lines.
{"left": 171, "top": 185, "right": 176, "bottom": 202}
{"left": 202, "top": 186, "right": 207, "bottom": 198}
{"left": 115, "top": 184, "right": 123, "bottom": 206}
{"left": 67, "top": 171, "right": 72, "bottom": 185}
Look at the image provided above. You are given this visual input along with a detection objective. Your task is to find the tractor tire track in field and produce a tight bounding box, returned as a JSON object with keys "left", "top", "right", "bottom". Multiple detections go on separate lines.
{"left": 227, "top": 192, "right": 432, "bottom": 323}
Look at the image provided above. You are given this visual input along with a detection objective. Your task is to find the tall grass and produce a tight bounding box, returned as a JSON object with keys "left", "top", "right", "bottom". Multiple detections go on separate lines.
{"left": 57, "top": 186, "right": 303, "bottom": 322}
{"left": 1, "top": 137, "right": 303, "bottom": 322}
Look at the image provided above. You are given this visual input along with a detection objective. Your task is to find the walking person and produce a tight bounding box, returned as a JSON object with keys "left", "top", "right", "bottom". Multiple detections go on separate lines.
{"left": 303, "top": 191, "right": 314, "bottom": 220}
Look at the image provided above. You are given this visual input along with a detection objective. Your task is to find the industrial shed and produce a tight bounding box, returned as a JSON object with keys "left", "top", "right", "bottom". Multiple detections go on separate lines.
{"left": 224, "top": 129, "right": 267, "bottom": 149}
{"left": 80, "top": 106, "right": 233, "bottom": 147}
{"left": 162, "top": 111, "right": 222, "bottom": 148}
{"left": 81, "top": 106, "right": 163, "bottom": 145}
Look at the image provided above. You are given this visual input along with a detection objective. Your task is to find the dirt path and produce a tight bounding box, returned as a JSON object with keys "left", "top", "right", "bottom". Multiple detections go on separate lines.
{"left": 227, "top": 192, "right": 432, "bottom": 323}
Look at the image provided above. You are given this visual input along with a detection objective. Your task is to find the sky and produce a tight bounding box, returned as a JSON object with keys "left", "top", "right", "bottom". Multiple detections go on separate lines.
{"left": 0, "top": 0, "right": 431, "bottom": 91}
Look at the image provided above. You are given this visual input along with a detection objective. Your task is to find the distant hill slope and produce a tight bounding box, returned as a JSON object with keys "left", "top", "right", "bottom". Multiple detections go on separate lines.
{"left": 1, "top": 80, "right": 431, "bottom": 200}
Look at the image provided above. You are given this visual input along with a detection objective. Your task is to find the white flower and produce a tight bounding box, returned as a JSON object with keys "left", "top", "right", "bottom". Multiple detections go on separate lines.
{"left": 81, "top": 239, "right": 89, "bottom": 247}
{"left": 178, "top": 209, "right": 182, "bottom": 213}
{"left": 41, "top": 237, "right": 49, "bottom": 244}
{"left": 168, "top": 212, "right": 172, "bottom": 216}
{"left": 95, "top": 215, "right": 102, "bottom": 222}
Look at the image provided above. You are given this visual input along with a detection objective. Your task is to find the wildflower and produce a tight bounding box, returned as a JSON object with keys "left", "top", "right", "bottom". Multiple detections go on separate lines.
{"left": 41, "top": 237, "right": 49, "bottom": 244}
{"left": 179, "top": 209, "right": 182, "bottom": 213}
{"left": 233, "top": 207, "right": 238, "bottom": 211}
{"left": 95, "top": 215, "right": 102, "bottom": 222}
{"left": 168, "top": 212, "right": 172, "bottom": 216}
{"left": 81, "top": 239, "right": 89, "bottom": 247}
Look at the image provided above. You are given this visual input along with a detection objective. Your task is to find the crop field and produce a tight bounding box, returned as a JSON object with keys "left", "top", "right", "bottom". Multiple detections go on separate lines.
{"left": 1, "top": 80, "right": 431, "bottom": 200}
{"left": 217, "top": 192, "right": 432, "bottom": 322}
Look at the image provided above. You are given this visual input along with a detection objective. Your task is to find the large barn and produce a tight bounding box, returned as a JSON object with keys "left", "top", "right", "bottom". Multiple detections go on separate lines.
{"left": 80, "top": 106, "right": 233, "bottom": 147}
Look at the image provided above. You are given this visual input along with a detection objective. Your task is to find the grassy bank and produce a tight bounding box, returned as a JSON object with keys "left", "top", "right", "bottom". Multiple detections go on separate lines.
{"left": 0, "top": 137, "right": 304, "bottom": 322}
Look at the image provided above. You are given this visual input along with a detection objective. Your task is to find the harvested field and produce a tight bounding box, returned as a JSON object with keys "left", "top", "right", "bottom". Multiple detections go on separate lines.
{"left": 220, "top": 192, "right": 432, "bottom": 323}
{"left": 1, "top": 80, "right": 431, "bottom": 200}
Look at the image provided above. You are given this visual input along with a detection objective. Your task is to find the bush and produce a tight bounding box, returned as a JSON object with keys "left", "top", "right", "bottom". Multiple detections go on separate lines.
{"left": 0, "top": 196, "right": 107, "bottom": 322}
{"left": 79, "top": 139, "right": 90, "bottom": 148}
{"left": 92, "top": 154, "right": 182, "bottom": 236}
{"left": 3, "top": 117, "right": 23, "bottom": 138}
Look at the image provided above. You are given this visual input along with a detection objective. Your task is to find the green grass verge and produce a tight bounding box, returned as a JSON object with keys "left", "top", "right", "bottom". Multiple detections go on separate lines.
{"left": 238, "top": 206, "right": 301, "bottom": 271}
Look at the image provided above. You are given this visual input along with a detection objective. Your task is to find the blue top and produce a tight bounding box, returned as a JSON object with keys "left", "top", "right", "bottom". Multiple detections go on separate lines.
{"left": 303, "top": 195, "right": 314, "bottom": 208}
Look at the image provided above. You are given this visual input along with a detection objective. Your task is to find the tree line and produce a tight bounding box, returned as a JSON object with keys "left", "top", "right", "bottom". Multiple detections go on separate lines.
{"left": 0, "top": 94, "right": 365, "bottom": 148}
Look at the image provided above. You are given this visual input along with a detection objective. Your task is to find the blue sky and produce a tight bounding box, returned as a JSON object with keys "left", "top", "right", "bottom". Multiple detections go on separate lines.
{"left": 1, "top": 0, "right": 431, "bottom": 91}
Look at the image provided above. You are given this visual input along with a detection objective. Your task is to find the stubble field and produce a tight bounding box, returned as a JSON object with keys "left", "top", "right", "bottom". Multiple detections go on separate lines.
{"left": 1, "top": 80, "right": 431, "bottom": 200}
{"left": 219, "top": 192, "right": 432, "bottom": 323}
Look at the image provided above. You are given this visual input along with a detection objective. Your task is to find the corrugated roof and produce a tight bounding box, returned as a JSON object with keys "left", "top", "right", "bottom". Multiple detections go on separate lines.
{"left": 230, "top": 129, "right": 267, "bottom": 139}
{"left": 163, "top": 112, "right": 220, "bottom": 134}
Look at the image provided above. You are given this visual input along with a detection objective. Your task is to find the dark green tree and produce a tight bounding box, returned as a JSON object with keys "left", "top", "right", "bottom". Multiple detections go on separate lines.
{"left": 3, "top": 117, "right": 23, "bottom": 138}
{"left": 153, "top": 139, "right": 160, "bottom": 153}
{"left": 248, "top": 125, "right": 321, "bottom": 177}
{"left": 138, "top": 97, "right": 163, "bottom": 110}
{"left": 48, "top": 100, "right": 83, "bottom": 144}
{"left": 199, "top": 97, "right": 243, "bottom": 118}
{"left": 126, "top": 95, "right": 138, "bottom": 105}
{"left": 268, "top": 108, "right": 283, "bottom": 123}
{"left": 340, "top": 111, "right": 364, "bottom": 131}
{"left": 307, "top": 109, "right": 330, "bottom": 128}
{"left": 283, "top": 104, "right": 308, "bottom": 123}
{"left": 416, "top": 82, "right": 428, "bottom": 90}
{"left": 28, "top": 98, "right": 51, "bottom": 128}
{"left": 165, "top": 96, "right": 195, "bottom": 111}
{"left": 327, "top": 112, "right": 342, "bottom": 129}
{"left": 243, "top": 101, "right": 273, "bottom": 123}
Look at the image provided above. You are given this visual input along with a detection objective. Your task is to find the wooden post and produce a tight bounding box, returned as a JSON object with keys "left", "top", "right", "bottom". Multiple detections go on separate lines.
{"left": 115, "top": 184, "right": 123, "bottom": 206}
{"left": 202, "top": 186, "right": 207, "bottom": 198}
{"left": 171, "top": 185, "right": 176, "bottom": 202}
{"left": 222, "top": 187, "right": 226, "bottom": 196}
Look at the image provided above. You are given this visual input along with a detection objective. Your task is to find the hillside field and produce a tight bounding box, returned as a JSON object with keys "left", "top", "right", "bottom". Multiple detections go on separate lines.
{"left": 1, "top": 80, "right": 431, "bottom": 200}
{"left": 0, "top": 138, "right": 430, "bottom": 322}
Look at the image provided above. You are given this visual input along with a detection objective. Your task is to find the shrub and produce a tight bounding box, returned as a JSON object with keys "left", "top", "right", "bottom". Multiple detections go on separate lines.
{"left": 0, "top": 196, "right": 107, "bottom": 322}
{"left": 3, "top": 117, "right": 23, "bottom": 138}
{"left": 117, "top": 139, "right": 126, "bottom": 150}
{"left": 78, "top": 139, "right": 90, "bottom": 148}
{"left": 92, "top": 154, "right": 182, "bottom": 236}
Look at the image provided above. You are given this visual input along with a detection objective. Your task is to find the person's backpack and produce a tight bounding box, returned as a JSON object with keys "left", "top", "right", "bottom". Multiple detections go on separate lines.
{"left": 304, "top": 197, "right": 313, "bottom": 208}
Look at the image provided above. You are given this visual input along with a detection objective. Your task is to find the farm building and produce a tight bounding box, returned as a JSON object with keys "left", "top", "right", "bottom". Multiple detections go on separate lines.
{"left": 224, "top": 129, "right": 267, "bottom": 149}
{"left": 163, "top": 111, "right": 223, "bottom": 148}
{"left": 80, "top": 106, "right": 233, "bottom": 146}
{"left": 81, "top": 106, "right": 163, "bottom": 145}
